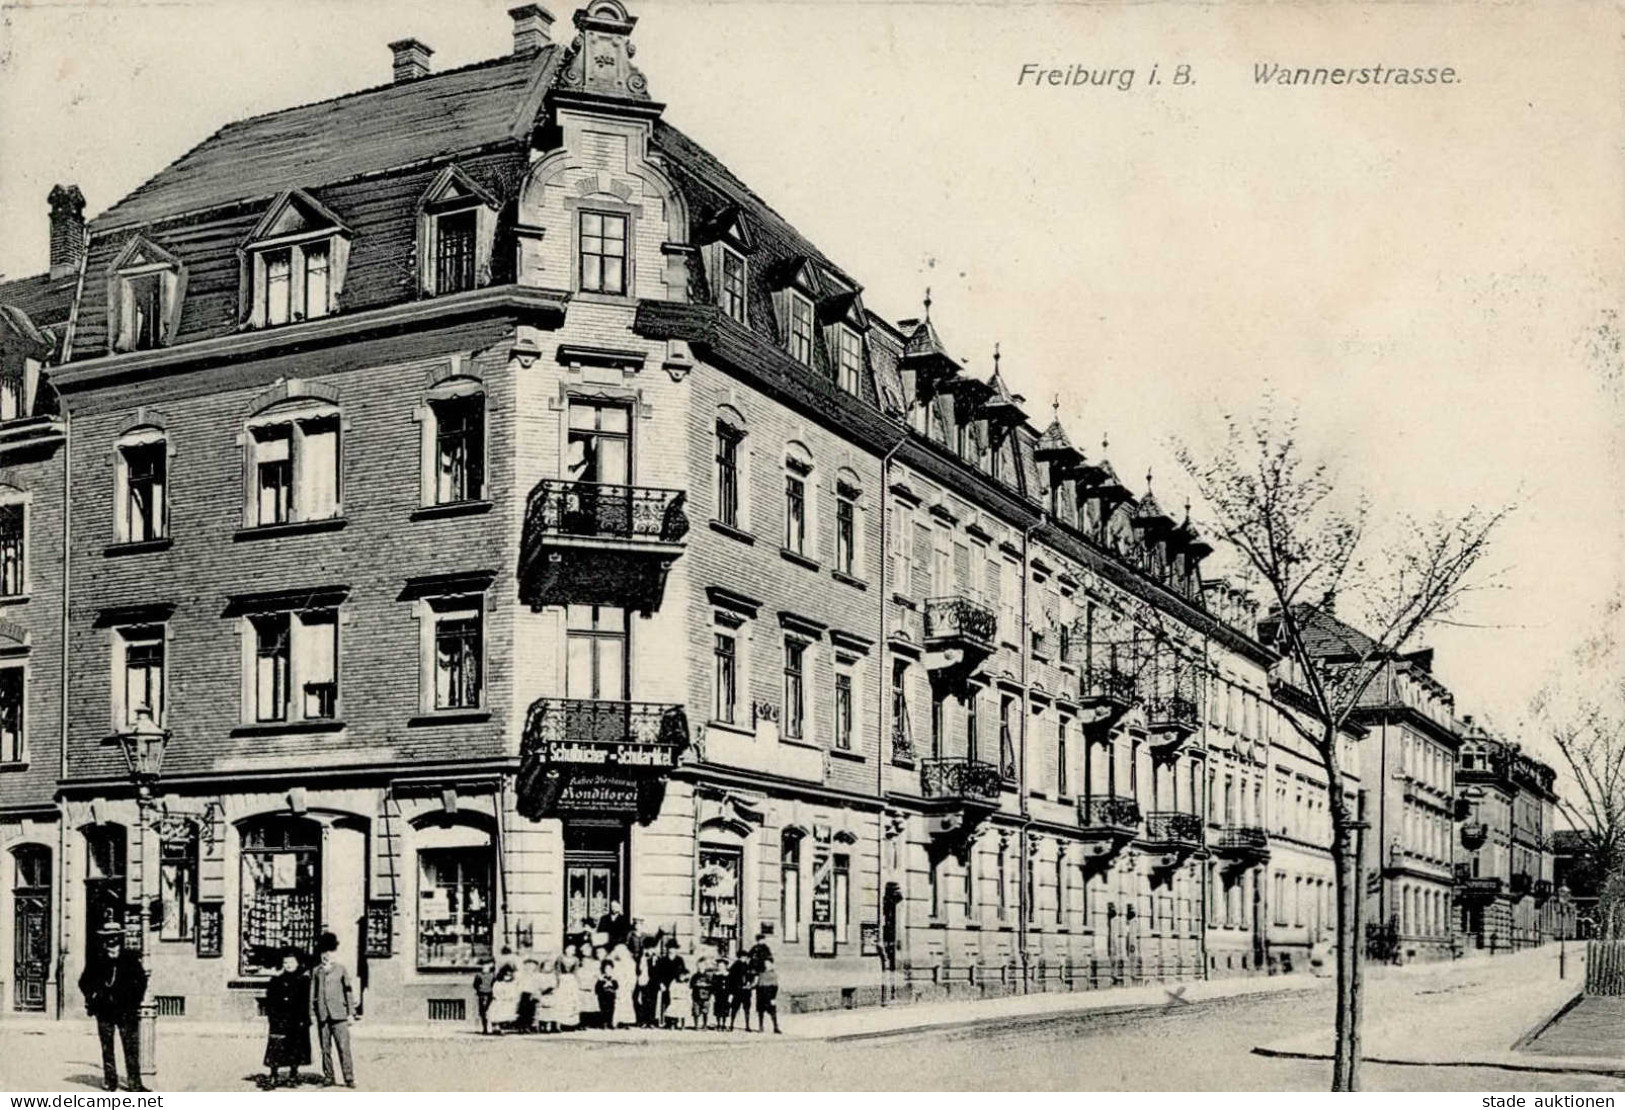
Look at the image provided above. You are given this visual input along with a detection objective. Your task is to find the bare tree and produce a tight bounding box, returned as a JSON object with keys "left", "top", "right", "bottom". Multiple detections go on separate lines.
{"left": 1175, "top": 399, "right": 1511, "bottom": 1092}
{"left": 1532, "top": 592, "right": 1625, "bottom": 940}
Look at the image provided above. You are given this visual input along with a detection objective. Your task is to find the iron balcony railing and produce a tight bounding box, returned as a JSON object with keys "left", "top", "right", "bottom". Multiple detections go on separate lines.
{"left": 1078, "top": 795, "right": 1142, "bottom": 832}
{"left": 1215, "top": 826, "right": 1270, "bottom": 853}
{"left": 521, "top": 697, "right": 689, "bottom": 767}
{"left": 525, "top": 480, "right": 690, "bottom": 545}
{"left": 923, "top": 596, "right": 998, "bottom": 648}
{"left": 890, "top": 717, "right": 916, "bottom": 766}
{"left": 919, "top": 757, "right": 1003, "bottom": 805}
{"left": 1510, "top": 871, "right": 1533, "bottom": 898}
{"left": 1145, "top": 695, "right": 1199, "bottom": 733}
{"left": 1460, "top": 822, "right": 1488, "bottom": 850}
{"left": 1143, "top": 811, "right": 1204, "bottom": 847}
{"left": 1533, "top": 878, "right": 1553, "bottom": 903}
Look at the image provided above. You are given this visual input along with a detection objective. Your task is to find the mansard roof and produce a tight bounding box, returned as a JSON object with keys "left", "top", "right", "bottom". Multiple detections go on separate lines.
{"left": 94, "top": 49, "right": 560, "bottom": 232}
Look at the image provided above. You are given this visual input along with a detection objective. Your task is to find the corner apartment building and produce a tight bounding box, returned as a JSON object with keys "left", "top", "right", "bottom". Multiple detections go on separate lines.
{"left": 1292, "top": 609, "right": 1464, "bottom": 962}
{"left": 1455, "top": 724, "right": 1559, "bottom": 950}
{"left": 3, "top": 0, "right": 1375, "bottom": 1022}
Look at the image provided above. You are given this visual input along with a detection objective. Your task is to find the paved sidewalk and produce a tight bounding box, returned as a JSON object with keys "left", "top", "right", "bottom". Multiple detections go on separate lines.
{"left": 1255, "top": 945, "right": 1625, "bottom": 1078}
{"left": 2, "top": 970, "right": 1324, "bottom": 1048}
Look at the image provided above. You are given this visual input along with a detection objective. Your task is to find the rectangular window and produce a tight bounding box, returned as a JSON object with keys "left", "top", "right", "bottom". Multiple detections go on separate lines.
{"left": 579, "top": 211, "right": 627, "bottom": 295}
{"left": 713, "top": 631, "right": 736, "bottom": 725}
{"left": 966, "top": 693, "right": 979, "bottom": 763}
{"left": 434, "top": 610, "right": 482, "bottom": 711}
{"left": 418, "top": 847, "right": 494, "bottom": 969}
{"left": 783, "top": 638, "right": 806, "bottom": 740}
{"left": 253, "top": 428, "right": 293, "bottom": 526}
{"left": 123, "top": 443, "right": 167, "bottom": 543}
{"left": 130, "top": 272, "right": 164, "bottom": 349}
{"left": 999, "top": 695, "right": 1016, "bottom": 779}
{"left": 249, "top": 609, "right": 337, "bottom": 723}
{"left": 564, "top": 605, "right": 628, "bottom": 702}
{"left": 784, "top": 473, "right": 806, "bottom": 554}
{"left": 835, "top": 494, "right": 856, "bottom": 577}
{"left": 434, "top": 211, "right": 477, "bottom": 295}
{"left": 0, "top": 505, "right": 22, "bottom": 597}
{"left": 0, "top": 368, "right": 24, "bottom": 422}
{"left": 0, "top": 667, "right": 22, "bottom": 763}
{"left": 304, "top": 243, "right": 330, "bottom": 320}
{"left": 121, "top": 626, "right": 165, "bottom": 729}
{"left": 720, "top": 248, "right": 747, "bottom": 324}
{"left": 930, "top": 687, "right": 945, "bottom": 759}
{"left": 715, "top": 424, "right": 742, "bottom": 528}
{"left": 1057, "top": 719, "right": 1070, "bottom": 797}
{"left": 265, "top": 250, "right": 292, "bottom": 327}
{"left": 252, "top": 614, "right": 291, "bottom": 723}
{"left": 787, "top": 294, "right": 813, "bottom": 365}
{"left": 1056, "top": 853, "right": 1066, "bottom": 925}
{"left": 433, "top": 395, "right": 485, "bottom": 504}
{"left": 159, "top": 835, "right": 197, "bottom": 942}
{"left": 891, "top": 659, "right": 912, "bottom": 761}
{"left": 837, "top": 327, "right": 863, "bottom": 393}
{"left": 834, "top": 665, "right": 853, "bottom": 751}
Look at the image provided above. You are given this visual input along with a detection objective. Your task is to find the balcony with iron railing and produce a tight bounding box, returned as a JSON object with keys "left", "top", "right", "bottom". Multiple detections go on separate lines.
{"left": 1079, "top": 644, "right": 1141, "bottom": 722}
{"left": 1509, "top": 871, "right": 1533, "bottom": 901}
{"left": 1077, "top": 794, "right": 1142, "bottom": 864}
{"left": 1138, "top": 810, "right": 1205, "bottom": 869}
{"left": 1532, "top": 878, "right": 1553, "bottom": 904}
{"left": 923, "top": 596, "right": 998, "bottom": 681}
{"left": 1145, "top": 693, "right": 1200, "bottom": 752}
{"left": 520, "top": 480, "right": 689, "bottom": 613}
{"left": 520, "top": 697, "right": 690, "bottom": 767}
{"left": 1212, "top": 825, "right": 1271, "bottom": 868}
{"left": 919, "top": 757, "right": 1004, "bottom": 809}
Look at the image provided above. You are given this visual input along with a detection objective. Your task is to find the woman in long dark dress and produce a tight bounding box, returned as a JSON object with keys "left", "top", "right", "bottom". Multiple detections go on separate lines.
{"left": 262, "top": 947, "right": 313, "bottom": 1088}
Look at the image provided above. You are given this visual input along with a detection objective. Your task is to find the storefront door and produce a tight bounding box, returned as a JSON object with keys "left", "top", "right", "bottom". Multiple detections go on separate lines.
{"left": 563, "top": 823, "right": 626, "bottom": 936}
{"left": 11, "top": 846, "right": 50, "bottom": 1012}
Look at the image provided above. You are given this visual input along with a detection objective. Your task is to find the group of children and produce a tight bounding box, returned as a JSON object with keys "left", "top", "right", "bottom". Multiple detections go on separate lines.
{"left": 471, "top": 936, "right": 781, "bottom": 1035}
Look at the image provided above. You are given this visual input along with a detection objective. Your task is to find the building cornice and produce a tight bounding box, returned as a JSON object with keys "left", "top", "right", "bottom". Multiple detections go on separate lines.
{"left": 52, "top": 285, "right": 571, "bottom": 395}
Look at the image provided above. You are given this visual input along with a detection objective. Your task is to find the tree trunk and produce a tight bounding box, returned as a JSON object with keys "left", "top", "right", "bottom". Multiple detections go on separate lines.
{"left": 1324, "top": 733, "right": 1364, "bottom": 1092}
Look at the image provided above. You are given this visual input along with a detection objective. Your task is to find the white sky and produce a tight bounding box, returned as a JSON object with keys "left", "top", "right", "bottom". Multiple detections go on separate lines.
{"left": 1, "top": 0, "right": 1620, "bottom": 781}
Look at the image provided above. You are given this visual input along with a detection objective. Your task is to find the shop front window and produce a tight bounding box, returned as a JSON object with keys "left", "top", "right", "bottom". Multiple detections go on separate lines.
{"left": 158, "top": 830, "right": 197, "bottom": 942}
{"left": 240, "top": 818, "right": 320, "bottom": 976}
{"left": 417, "top": 846, "right": 493, "bottom": 969}
{"left": 698, "top": 846, "right": 742, "bottom": 957}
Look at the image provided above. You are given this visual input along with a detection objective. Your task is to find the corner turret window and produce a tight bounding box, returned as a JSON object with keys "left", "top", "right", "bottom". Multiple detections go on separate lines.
{"left": 579, "top": 211, "right": 628, "bottom": 295}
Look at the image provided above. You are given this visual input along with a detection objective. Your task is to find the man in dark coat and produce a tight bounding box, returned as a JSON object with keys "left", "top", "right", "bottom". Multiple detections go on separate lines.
{"left": 596, "top": 901, "right": 631, "bottom": 950}
{"left": 78, "top": 921, "right": 148, "bottom": 1092}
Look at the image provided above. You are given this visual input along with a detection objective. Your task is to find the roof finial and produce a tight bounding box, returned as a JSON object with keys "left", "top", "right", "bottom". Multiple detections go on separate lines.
{"left": 1102, "top": 432, "right": 1110, "bottom": 455}
{"left": 1146, "top": 467, "right": 1154, "bottom": 492}
{"left": 923, "top": 287, "right": 933, "bottom": 320}
{"left": 993, "top": 342, "right": 1001, "bottom": 373}
{"left": 1052, "top": 394, "right": 1060, "bottom": 419}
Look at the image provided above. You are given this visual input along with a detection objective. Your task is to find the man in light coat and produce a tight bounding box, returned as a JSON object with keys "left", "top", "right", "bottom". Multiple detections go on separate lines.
{"left": 310, "top": 931, "right": 356, "bottom": 1088}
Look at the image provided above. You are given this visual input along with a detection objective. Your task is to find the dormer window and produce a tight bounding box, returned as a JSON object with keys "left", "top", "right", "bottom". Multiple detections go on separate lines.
{"left": 787, "top": 292, "right": 814, "bottom": 365}
{"left": 836, "top": 326, "right": 863, "bottom": 393}
{"left": 107, "top": 236, "right": 186, "bottom": 354}
{"left": 417, "top": 165, "right": 499, "bottom": 297}
{"left": 242, "top": 189, "right": 352, "bottom": 330}
{"left": 719, "top": 247, "right": 747, "bottom": 324}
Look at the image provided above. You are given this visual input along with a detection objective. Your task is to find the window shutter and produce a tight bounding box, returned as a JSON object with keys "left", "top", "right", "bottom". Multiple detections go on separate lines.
{"left": 954, "top": 543, "right": 971, "bottom": 594}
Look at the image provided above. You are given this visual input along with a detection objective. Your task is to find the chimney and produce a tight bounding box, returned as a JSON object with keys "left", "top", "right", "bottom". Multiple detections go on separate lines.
{"left": 389, "top": 38, "right": 433, "bottom": 82}
{"left": 48, "top": 184, "right": 86, "bottom": 280}
{"left": 509, "top": 4, "right": 554, "bottom": 54}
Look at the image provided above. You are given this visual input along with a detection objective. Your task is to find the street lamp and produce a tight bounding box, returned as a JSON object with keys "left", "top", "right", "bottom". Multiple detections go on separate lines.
{"left": 113, "top": 707, "right": 169, "bottom": 1083}
{"left": 1558, "top": 882, "right": 1572, "bottom": 980}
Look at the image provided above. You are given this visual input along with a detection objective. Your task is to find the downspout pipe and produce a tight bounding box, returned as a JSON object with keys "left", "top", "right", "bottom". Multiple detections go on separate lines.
{"left": 1016, "top": 522, "right": 1035, "bottom": 989}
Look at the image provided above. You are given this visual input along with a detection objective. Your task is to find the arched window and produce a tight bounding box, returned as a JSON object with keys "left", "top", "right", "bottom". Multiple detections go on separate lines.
{"left": 114, "top": 427, "right": 168, "bottom": 544}
{"left": 714, "top": 406, "right": 747, "bottom": 530}
{"left": 420, "top": 376, "right": 486, "bottom": 508}
{"left": 782, "top": 442, "right": 813, "bottom": 558}
{"left": 245, "top": 397, "right": 342, "bottom": 528}
{"left": 780, "top": 829, "right": 803, "bottom": 942}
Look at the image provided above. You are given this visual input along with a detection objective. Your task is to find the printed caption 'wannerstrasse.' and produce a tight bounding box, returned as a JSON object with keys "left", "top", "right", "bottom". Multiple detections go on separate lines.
{"left": 1016, "top": 63, "right": 1458, "bottom": 91}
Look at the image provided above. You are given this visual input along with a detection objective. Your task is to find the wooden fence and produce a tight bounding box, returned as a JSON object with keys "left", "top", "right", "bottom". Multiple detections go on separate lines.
{"left": 1584, "top": 940, "right": 1625, "bottom": 995}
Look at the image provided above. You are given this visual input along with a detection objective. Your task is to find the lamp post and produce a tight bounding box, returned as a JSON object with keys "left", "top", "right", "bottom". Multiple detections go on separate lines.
{"left": 1558, "top": 882, "right": 1572, "bottom": 980}
{"left": 114, "top": 707, "right": 169, "bottom": 1083}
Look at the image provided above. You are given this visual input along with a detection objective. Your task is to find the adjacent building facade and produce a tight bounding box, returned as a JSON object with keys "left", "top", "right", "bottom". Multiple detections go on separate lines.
{"left": 0, "top": 0, "right": 1558, "bottom": 1022}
